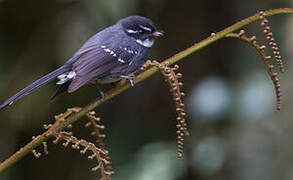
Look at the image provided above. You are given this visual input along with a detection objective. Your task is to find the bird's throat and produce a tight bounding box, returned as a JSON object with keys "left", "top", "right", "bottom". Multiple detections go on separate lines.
{"left": 136, "top": 38, "right": 154, "bottom": 48}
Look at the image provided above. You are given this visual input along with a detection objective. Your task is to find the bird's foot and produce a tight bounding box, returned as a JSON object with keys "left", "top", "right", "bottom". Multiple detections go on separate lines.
{"left": 99, "top": 89, "right": 105, "bottom": 102}
{"left": 120, "top": 75, "right": 135, "bottom": 87}
{"left": 95, "top": 83, "right": 105, "bottom": 102}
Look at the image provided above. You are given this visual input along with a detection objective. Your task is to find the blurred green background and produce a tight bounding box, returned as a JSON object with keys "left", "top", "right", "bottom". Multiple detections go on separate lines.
{"left": 1, "top": 0, "right": 293, "bottom": 180}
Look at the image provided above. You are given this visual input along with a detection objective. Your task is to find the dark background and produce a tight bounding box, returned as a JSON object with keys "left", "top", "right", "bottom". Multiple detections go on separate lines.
{"left": 1, "top": 0, "right": 293, "bottom": 180}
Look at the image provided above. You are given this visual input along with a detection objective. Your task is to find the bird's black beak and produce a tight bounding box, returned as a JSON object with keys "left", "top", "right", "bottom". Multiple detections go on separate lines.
{"left": 152, "top": 30, "right": 164, "bottom": 38}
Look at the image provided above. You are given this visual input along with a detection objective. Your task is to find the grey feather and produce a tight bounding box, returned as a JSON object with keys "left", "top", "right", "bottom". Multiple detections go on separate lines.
{"left": 0, "top": 16, "right": 161, "bottom": 109}
{"left": 0, "top": 65, "right": 71, "bottom": 109}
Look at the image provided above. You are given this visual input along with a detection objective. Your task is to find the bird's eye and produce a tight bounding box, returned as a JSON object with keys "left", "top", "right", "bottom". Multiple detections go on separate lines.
{"left": 138, "top": 29, "right": 143, "bottom": 34}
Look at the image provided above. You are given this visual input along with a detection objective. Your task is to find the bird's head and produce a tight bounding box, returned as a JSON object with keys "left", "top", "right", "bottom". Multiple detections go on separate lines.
{"left": 118, "top": 16, "right": 164, "bottom": 48}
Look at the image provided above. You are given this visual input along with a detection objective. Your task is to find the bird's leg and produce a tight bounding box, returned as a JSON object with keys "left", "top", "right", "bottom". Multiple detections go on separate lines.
{"left": 95, "top": 83, "right": 105, "bottom": 102}
{"left": 120, "top": 75, "right": 135, "bottom": 87}
{"left": 99, "top": 89, "right": 105, "bottom": 102}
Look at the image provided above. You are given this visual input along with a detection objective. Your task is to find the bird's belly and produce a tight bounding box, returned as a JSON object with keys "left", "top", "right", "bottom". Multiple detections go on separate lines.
{"left": 95, "top": 74, "right": 122, "bottom": 84}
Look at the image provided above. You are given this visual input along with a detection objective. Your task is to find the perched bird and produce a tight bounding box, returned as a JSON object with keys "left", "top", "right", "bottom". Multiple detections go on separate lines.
{"left": 0, "top": 16, "right": 163, "bottom": 109}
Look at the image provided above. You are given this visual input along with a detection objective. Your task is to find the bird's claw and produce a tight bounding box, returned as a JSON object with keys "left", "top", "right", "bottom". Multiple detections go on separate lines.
{"left": 120, "top": 75, "right": 135, "bottom": 87}
{"left": 98, "top": 89, "right": 105, "bottom": 102}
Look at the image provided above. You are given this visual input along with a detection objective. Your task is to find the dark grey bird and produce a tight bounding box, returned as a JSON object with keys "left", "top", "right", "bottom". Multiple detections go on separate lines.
{"left": 0, "top": 16, "right": 163, "bottom": 109}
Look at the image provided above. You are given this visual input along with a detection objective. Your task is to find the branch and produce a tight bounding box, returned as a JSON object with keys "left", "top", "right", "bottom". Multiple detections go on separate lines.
{"left": 225, "top": 32, "right": 281, "bottom": 110}
{"left": 1, "top": 8, "right": 293, "bottom": 173}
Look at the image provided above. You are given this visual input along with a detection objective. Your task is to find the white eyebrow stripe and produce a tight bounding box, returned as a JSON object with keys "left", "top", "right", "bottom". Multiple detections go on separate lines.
{"left": 139, "top": 25, "right": 152, "bottom": 32}
{"left": 126, "top": 29, "right": 138, "bottom": 34}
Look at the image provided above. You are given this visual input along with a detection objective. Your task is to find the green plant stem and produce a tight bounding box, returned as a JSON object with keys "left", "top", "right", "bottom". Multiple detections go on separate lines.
{"left": 1, "top": 8, "right": 293, "bottom": 174}
{"left": 0, "top": 134, "right": 49, "bottom": 174}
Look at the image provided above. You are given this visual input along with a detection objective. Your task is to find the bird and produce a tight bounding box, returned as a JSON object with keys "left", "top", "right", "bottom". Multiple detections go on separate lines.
{"left": 0, "top": 16, "right": 163, "bottom": 109}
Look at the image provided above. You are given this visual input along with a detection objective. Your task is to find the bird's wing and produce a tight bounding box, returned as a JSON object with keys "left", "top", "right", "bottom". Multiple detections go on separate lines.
{"left": 68, "top": 44, "right": 134, "bottom": 93}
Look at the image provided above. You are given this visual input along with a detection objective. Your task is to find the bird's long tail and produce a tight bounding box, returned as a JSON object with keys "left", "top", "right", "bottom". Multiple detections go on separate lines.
{"left": 0, "top": 65, "right": 72, "bottom": 109}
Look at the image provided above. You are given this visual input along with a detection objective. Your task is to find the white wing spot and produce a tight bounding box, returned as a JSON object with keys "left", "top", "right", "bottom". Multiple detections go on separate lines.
{"left": 57, "top": 71, "right": 76, "bottom": 85}
{"left": 118, "top": 58, "right": 125, "bottom": 63}
{"left": 67, "top": 71, "right": 76, "bottom": 79}
{"left": 101, "top": 45, "right": 118, "bottom": 58}
{"left": 104, "top": 48, "right": 111, "bottom": 52}
{"left": 58, "top": 74, "right": 66, "bottom": 79}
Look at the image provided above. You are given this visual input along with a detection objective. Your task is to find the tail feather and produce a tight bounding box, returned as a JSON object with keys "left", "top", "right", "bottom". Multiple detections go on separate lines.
{"left": 0, "top": 65, "right": 71, "bottom": 109}
{"left": 50, "top": 81, "right": 70, "bottom": 102}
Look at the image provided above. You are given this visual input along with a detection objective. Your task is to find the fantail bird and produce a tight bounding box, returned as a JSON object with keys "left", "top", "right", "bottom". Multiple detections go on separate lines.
{"left": 0, "top": 16, "right": 163, "bottom": 109}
